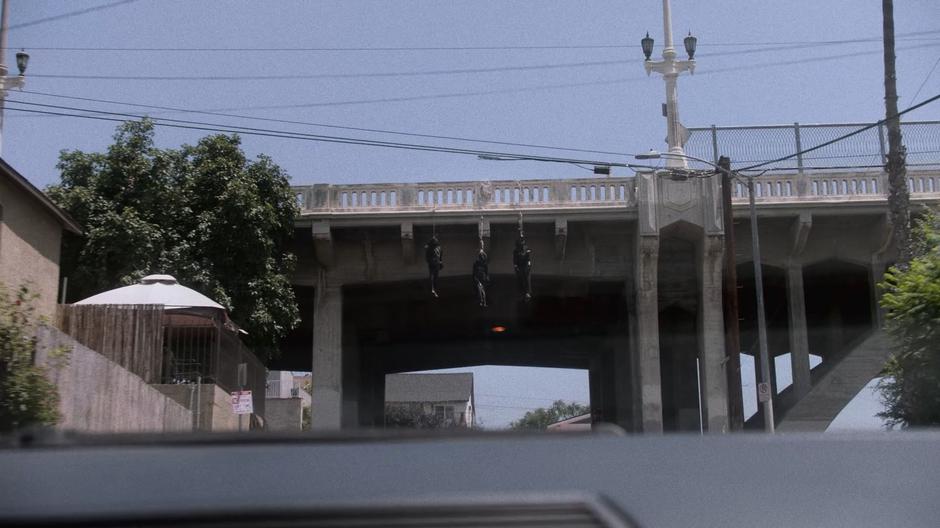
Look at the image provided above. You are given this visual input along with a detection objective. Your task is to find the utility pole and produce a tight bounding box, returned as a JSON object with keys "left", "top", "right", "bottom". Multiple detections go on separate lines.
{"left": 882, "top": 0, "right": 911, "bottom": 265}
{"left": 747, "top": 175, "right": 774, "bottom": 433}
{"left": 719, "top": 156, "right": 744, "bottom": 431}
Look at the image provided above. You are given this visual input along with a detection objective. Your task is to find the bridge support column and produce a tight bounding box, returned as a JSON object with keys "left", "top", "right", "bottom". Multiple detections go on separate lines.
{"left": 787, "top": 264, "right": 812, "bottom": 399}
{"left": 636, "top": 235, "right": 663, "bottom": 433}
{"left": 311, "top": 280, "right": 343, "bottom": 430}
{"left": 700, "top": 235, "right": 729, "bottom": 432}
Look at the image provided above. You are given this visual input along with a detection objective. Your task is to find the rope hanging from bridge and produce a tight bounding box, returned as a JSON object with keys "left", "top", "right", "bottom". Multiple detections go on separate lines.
{"left": 425, "top": 207, "right": 442, "bottom": 299}
{"left": 474, "top": 215, "right": 489, "bottom": 308}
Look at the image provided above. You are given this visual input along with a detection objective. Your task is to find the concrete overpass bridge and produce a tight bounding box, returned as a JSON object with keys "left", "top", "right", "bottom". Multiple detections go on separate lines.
{"left": 279, "top": 166, "right": 940, "bottom": 433}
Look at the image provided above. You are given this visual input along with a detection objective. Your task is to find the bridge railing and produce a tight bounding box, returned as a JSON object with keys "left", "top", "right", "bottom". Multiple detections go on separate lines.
{"left": 727, "top": 170, "right": 940, "bottom": 203}
{"left": 295, "top": 170, "right": 940, "bottom": 213}
{"left": 295, "top": 177, "right": 636, "bottom": 213}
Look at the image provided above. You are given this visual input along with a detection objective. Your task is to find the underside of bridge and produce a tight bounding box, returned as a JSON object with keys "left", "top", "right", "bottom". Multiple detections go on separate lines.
{"left": 276, "top": 275, "right": 635, "bottom": 429}
{"left": 736, "top": 259, "right": 876, "bottom": 428}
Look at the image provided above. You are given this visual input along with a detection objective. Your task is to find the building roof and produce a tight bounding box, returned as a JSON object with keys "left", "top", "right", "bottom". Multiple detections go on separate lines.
{"left": 75, "top": 274, "right": 225, "bottom": 311}
{"left": 0, "top": 158, "right": 81, "bottom": 234}
{"left": 547, "top": 413, "right": 592, "bottom": 431}
{"left": 385, "top": 373, "right": 473, "bottom": 404}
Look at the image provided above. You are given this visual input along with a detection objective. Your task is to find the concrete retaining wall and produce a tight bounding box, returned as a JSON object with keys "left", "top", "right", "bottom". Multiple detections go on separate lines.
{"left": 35, "top": 326, "right": 192, "bottom": 433}
{"left": 153, "top": 384, "right": 240, "bottom": 432}
{"left": 265, "top": 398, "right": 303, "bottom": 431}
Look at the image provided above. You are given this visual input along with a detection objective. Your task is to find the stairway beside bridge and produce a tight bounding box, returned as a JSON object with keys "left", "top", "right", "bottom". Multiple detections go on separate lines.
{"left": 777, "top": 330, "right": 893, "bottom": 432}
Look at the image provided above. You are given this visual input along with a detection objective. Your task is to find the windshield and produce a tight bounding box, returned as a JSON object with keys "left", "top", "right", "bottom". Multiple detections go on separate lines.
{"left": 2, "top": 0, "right": 939, "bottom": 440}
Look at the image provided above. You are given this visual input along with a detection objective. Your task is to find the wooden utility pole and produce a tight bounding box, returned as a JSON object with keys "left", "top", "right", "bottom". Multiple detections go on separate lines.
{"left": 719, "top": 156, "right": 744, "bottom": 430}
{"left": 883, "top": 0, "right": 912, "bottom": 265}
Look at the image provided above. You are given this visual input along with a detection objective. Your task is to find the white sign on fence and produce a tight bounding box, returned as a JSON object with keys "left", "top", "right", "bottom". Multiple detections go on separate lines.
{"left": 231, "top": 390, "right": 253, "bottom": 415}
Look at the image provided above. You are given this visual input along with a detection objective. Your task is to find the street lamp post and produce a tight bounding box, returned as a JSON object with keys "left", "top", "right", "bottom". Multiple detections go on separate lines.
{"left": 635, "top": 150, "right": 776, "bottom": 433}
{"left": 641, "top": 0, "right": 697, "bottom": 169}
{"left": 0, "top": 0, "right": 28, "bottom": 155}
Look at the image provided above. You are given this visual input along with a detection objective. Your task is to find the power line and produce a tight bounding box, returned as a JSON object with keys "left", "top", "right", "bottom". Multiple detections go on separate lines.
{"left": 739, "top": 92, "right": 940, "bottom": 171}
{"left": 12, "top": 100, "right": 933, "bottom": 175}
{"left": 702, "top": 42, "right": 940, "bottom": 77}
{"left": 23, "top": 42, "right": 940, "bottom": 85}
{"left": 910, "top": 56, "right": 940, "bottom": 105}
{"left": 12, "top": 90, "right": 628, "bottom": 157}
{"left": 476, "top": 393, "right": 589, "bottom": 403}
{"left": 7, "top": 102, "right": 936, "bottom": 176}
{"left": 20, "top": 77, "right": 637, "bottom": 112}
{"left": 4, "top": 100, "right": 639, "bottom": 169}
{"left": 15, "top": 44, "right": 932, "bottom": 120}
{"left": 8, "top": 0, "right": 141, "bottom": 31}
{"left": 700, "top": 29, "right": 940, "bottom": 47}
{"left": 11, "top": 29, "right": 940, "bottom": 51}
{"left": 26, "top": 59, "right": 629, "bottom": 81}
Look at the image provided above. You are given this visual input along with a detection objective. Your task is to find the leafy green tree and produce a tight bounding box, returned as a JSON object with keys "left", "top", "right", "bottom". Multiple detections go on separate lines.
{"left": 47, "top": 120, "right": 299, "bottom": 361}
{"left": 0, "top": 284, "right": 62, "bottom": 433}
{"left": 878, "top": 212, "right": 940, "bottom": 427}
{"left": 509, "top": 400, "right": 590, "bottom": 431}
{"left": 384, "top": 404, "right": 455, "bottom": 429}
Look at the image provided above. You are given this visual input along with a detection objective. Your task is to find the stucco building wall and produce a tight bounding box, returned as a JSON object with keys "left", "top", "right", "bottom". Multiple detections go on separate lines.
{"left": 0, "top": 176, "right": 63, "bottom": 318}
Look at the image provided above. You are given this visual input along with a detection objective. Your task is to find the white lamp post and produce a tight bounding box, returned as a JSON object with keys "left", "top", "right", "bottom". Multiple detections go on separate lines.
{"left": 642, "top": 0, "right": 697, "bottom": 169}
{"left": 0, "top": 0, "right": 28, "bottom": 155}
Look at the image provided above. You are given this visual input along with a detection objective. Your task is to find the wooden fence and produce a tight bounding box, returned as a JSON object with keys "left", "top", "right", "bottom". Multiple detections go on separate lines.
{"left": 55, "top": 304, "right": 165, "bottom": 384}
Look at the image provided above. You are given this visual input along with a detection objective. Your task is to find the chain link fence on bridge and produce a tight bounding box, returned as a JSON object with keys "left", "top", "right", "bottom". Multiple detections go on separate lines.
{"left": 684, "top": 121, "right": 940, "bottom": 173}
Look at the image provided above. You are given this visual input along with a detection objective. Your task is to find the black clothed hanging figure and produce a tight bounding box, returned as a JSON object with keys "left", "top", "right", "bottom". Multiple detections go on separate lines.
{"left": 472, "top": 248, "right": 489, "bottom": 307}
{"left": 513, "top": 236, "right": 532, "bottom": 301}
{"left": 425, "top": 236, "right": 443, "bottom": 298}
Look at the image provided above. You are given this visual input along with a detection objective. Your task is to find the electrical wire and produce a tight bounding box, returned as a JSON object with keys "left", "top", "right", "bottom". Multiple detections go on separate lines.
{"left": 910, "top": 55, "right": 940, "bottom": 105}
{"left": 27, "top": 59, "right": 630, "bottom": 81}
{"left": 15, "top": 43, "right": 935, "bottom": 121}
{"left": 14, "top": 89, "right": 626, "bottom": 156}
{"left": 12, "top": 29, "right": 940, "bottom": 51}
{"left": 4, "top": 99, "right": 640, "bottom": 169}
{"left": 23, "top": 42, "right": 940, "bottom": 85}
{"left": 8, "top": 99, "right": 940, "bottom": 174}
{"left": 21, "top": 77, "right": 637, "bottom": 111}
{"left": 8, "top": 0, "right": 141, "bottom": 31}
{"left": 701, "top": 42, "right": 940, "bottom": 77}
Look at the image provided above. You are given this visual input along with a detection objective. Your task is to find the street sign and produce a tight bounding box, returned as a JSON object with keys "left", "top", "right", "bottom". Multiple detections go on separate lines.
{"left": 757, "top": 382, "right": 771, "bottom": 403}
{"left": 231, "top": 390, "right": 253, "bottom": 415}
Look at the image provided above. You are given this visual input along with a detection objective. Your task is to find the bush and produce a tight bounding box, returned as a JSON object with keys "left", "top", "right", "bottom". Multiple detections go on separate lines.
{"left": 878, "top": 212, "right": 940, "bottom": 428}
{"left": 0, "top": 284, "right": 62, "bottom": 433}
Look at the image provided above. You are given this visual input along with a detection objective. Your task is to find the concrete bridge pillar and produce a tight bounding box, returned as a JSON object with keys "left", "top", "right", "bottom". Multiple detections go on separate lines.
{"left": 787, "top": 264, "right": 812, "bottom": 399}
{"left": 636, "top": 235, "right": 663, "bottom": 433}
{"left": 787, "top": 213, "right": 813, "bottom": 400}
{"left": 311, "top": 279, "right": 343, "bottom": 430}
{"left": 700, "top": 235, "right": 729, "bottom": 432}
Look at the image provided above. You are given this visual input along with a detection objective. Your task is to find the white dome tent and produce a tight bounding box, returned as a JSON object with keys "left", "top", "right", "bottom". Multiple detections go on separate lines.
{"left": 75, "top": 274, "right": 244, "bottom": 333}
{"left": 76, "top": 274, "right": 225, "bottom": 311}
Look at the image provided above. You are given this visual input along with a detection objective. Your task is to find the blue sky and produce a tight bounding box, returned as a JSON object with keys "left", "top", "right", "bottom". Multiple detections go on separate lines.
{"left": 5, "top": 1, "right": 935, "bottom": 429}
{"left": 5, "top": 1, "right": 939, "bottom": 189}
{"left": 428, "top": 355, "right": 889, "bottom": 430}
